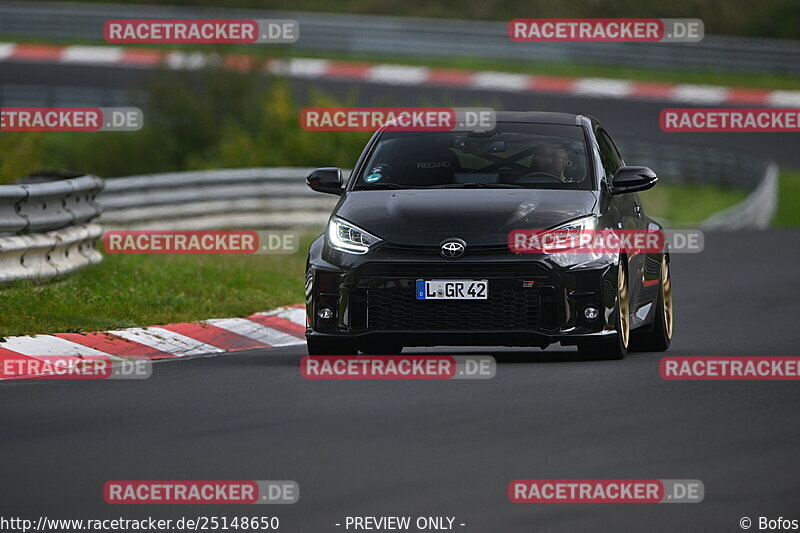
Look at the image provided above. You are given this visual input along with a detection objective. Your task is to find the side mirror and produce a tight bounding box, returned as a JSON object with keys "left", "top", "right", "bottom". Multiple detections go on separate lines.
{"left": 610, "top": 166, "right": 658, "bottom": 195}
{"left": 306, "top": 167, "right": 344, "bottom": 195}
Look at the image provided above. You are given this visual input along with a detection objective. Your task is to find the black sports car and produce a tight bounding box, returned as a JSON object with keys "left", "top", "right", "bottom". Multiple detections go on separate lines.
{"left": 304, "top": 112, "right": 673, "bottom": 359}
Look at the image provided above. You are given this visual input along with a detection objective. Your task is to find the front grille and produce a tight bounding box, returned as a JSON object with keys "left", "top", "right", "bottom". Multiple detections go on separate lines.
{"left": 359, "top": 262, "right": 550, "bottom": 279}
{"left": 380, "top": 243, "right": 515, "bottom": 258}
{"left": 367, "top": 285, "right": 539, "bottom": 330}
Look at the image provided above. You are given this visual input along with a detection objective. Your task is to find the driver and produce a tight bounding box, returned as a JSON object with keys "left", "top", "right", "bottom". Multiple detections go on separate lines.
{"left": 530, "top": 144, "right": 573, "bottom": 183}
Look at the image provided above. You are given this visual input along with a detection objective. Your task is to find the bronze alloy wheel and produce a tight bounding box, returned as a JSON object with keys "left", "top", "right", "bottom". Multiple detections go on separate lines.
{"left": 662, "top": 257, "right": 673, "bottom": 339}
{"left": 618, "top": 263, "right": 630, "bottom": 348}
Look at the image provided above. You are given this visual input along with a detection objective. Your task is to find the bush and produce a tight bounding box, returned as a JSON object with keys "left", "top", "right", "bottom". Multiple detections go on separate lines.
{"left": 0, "top": 132, "right": 47, "bottom": 184}
{"left": 1, "top": 65, "right": 370, "bottom": 180}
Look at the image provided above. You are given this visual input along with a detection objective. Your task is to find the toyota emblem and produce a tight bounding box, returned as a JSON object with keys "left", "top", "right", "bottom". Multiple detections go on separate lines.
{"left": 440, "top": 239, "right": 466, "bottom": 259}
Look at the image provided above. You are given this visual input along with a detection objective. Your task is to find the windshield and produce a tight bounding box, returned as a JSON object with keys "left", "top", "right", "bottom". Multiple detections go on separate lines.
{"left": 354, "top": 123, "right": 592, "bottom": 191}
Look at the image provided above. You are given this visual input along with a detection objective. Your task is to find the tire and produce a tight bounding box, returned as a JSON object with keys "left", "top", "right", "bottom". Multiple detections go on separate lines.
{"left": 306, "top": 336, "right": 358, "bottom": 355}
{"left": 577, "top": 261, "right": 629, "bottom": 360}
{"left": 359, "top": 341, "right": 404, "bottom": 355}
{"left": 630, "top": 256, "right": 673, "bottom": 352}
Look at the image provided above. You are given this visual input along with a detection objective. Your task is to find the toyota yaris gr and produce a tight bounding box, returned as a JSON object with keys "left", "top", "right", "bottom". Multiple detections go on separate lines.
{"left": 304, "top": 112, "right": 673, "bottom": 359}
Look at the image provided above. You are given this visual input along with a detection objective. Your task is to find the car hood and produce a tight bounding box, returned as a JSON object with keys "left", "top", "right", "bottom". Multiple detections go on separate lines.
{"left": 334, "top": 189, "right": 599, "bottom": 247}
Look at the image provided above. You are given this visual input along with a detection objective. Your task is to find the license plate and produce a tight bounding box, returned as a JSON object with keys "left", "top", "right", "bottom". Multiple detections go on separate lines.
{"left": 416, "top": 279, "right": 488, "bottom": 300}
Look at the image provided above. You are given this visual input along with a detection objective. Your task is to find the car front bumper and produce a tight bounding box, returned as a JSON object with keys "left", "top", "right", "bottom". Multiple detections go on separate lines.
{"left": 306, "top": 238, "right": 622, "bottom": 348}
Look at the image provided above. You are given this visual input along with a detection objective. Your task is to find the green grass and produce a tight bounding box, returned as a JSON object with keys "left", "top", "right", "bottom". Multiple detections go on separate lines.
{"left": 773, "top": 169, "right": 800, "bottom": 226}
{"left": 639, "top": 183, "right": 748, "bottom": 226}
{"left": 0, "top": 233, "right": 318, "bottom": 338}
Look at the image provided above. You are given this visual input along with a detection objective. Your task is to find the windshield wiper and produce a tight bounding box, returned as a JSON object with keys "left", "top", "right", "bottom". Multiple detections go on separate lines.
{"left": 354, "top": 182, "right": 528, "bottom": 190}
{"left": 424, "top": 183, "right": 526, "bottom": 189}
{"left": 353, "top": 183, "right": 415, "bottom": 190}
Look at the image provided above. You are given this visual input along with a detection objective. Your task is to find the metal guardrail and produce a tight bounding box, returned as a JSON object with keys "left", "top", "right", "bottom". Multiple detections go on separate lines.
{"left": 0, "top": 139, "right": 777, "bottom": 284}
{"left": 701, "top": 163, "right": 778, "bottom": 230}
{"left": 1, "top": 1, "right": 800, "bottom": 75}
{"left": 0, "top": 174, "right": 104, "bottom": 235}
{"left": 0, "top": 223, "right": 103, "bottom": 282}
{"left": 98, "top": 139, "right": 777, "bottom": 231}
{"left": 621, "top": 139, "right": 777, "bottom": 229}
{"left": 98, "top": 167, "right": 338, "bottom": 230}
{"left": 0, "top": 187, "right": 28, "bottom": 235}
{"left": 100, "top": 167, "right": 318, "bottom": 210}
{"left": 619, "top": 139, "right": 771, "bottom": 189}
{"left": 0, "top": 174, "right": 104, "bottom": 282}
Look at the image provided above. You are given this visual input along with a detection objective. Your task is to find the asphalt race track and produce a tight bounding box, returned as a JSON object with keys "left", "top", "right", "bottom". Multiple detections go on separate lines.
{"left": 3, "top": 229, "right": 799, "bottom": 532}
{"left": 2, "top": 55, "right": 798, "bottom": 531}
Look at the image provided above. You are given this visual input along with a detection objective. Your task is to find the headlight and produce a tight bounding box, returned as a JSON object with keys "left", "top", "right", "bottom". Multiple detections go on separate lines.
{"left": 544, "top": 215, "right": 617, "bottom": 268}
{"left": 327, "top": 217, "right": 382, "bottom": 254}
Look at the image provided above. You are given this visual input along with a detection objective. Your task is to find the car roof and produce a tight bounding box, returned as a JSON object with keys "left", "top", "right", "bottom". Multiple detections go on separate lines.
{"left": 493, "top": 111, "right": 587, "bottom": 125}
